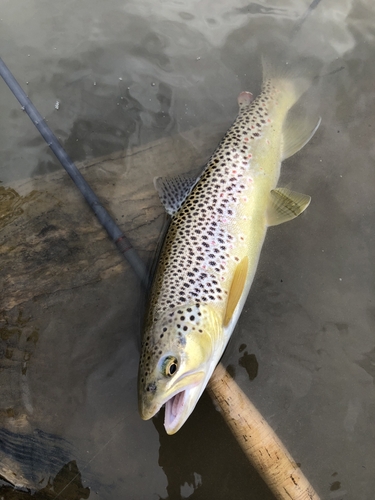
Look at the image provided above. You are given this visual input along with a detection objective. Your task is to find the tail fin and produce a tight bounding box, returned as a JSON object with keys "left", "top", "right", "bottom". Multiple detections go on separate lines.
{"left": 261, "top": 56, "right": 314, "bottom": 108}
{"left": 261, "top": 56, "right": 321, "bottom": 159}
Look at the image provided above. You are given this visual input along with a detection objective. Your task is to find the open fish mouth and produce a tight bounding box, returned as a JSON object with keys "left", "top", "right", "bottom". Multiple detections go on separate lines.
{"left": 162, "top": 378, "right": 207, "bottom": 435}
{"left": 139, "top": 370, "right": 208, "bottom": 433}
{"left": 164, "top": 390, "right": 187, "bottom": 434}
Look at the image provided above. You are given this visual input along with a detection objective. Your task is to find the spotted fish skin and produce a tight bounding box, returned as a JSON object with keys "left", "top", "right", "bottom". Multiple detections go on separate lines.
{"left": 138, "top": 60, "right": 318, "bottom": 434}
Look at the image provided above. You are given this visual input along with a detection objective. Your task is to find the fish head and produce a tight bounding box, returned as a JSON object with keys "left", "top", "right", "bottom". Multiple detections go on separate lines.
{"left": 138, "top": 303, "right": 222, "bottom": 434}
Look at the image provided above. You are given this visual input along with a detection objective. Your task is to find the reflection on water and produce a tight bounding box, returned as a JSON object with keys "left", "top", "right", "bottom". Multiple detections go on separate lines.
{"left": 0, "top": 426, "right": 72, "bottom": 491}
{"left": 238, "top": 347, "right": 259, "bottom": 381}
{"left": 154, "top": 392, "right": 274, "bottom": 500}
{"left": 1, "top": 0, "right": 375, "bottom": 498}
{"left": 0, "top": 460, "right": 89, "bottom": 500}
{"left": 226, "top": 343, "right": 259, "bottom": 381}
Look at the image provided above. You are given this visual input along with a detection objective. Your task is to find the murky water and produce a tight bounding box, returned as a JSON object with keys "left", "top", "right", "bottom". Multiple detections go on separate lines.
{"left": 1, "top": 0, "right": 375, "bottom": 498}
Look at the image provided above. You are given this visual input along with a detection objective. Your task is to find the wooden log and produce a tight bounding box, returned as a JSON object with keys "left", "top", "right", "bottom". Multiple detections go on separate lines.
{"left": 0, "top": 122, "right": 226, "bottom": 313}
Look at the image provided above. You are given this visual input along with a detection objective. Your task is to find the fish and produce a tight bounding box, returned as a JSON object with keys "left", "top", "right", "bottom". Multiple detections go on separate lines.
{"left": 138, "top": 58, "right": 320, "bottom": 434}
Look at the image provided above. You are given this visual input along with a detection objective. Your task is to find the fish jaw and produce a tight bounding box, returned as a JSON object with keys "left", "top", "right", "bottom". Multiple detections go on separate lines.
{"left": 139, "top": 369, "right": 206, "bottom": 434}
{"left": 163, "top": 373, "right": 206, "bottom": 434}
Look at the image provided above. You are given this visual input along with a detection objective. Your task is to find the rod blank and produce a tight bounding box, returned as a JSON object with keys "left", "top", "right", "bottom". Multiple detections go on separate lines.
{"left": 0, "top": 57, "right": 148, "bottom": 286}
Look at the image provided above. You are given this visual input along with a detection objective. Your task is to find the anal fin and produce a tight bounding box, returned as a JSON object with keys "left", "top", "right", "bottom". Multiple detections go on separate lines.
{"left": 224, "top": 257, "right": 249, "bottom": 327}
{"left": 267, "top": 188, "right": 311, "bottom": 226}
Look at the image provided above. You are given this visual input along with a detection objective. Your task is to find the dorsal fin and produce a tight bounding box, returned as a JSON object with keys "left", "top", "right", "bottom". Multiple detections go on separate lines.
{"left": 154, "top": 175, "right": 198, "bottom": 216}
{"left": 224, "top": 257, "right": 249, "bottom": 327}
{"left": 267, "top": 187, "right": 311, "bottom": 226}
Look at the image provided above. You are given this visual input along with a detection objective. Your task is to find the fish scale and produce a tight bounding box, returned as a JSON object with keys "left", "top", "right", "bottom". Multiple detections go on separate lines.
{"left": 138, "top": 59, "right": 320, "bottom": 434}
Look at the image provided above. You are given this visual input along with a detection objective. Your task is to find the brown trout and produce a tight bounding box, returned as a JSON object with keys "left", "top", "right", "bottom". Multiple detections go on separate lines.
{"left": 138, "top": 59, "right": 320, "bottom": 434}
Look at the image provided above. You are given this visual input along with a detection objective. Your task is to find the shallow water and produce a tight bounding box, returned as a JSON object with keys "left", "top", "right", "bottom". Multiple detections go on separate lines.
{"left": 1, "top": 0, "right": 375, "bottom": 498}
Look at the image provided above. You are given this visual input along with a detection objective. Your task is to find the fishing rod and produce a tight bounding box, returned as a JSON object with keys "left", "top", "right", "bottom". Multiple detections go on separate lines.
{"left": 0, "top": 57, "right": 148, "bottom": 287}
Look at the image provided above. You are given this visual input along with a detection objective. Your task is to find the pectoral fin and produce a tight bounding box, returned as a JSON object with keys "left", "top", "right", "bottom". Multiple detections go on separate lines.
{"left": 267, "top": 188, "right": 311, "bottom": 226}
{"left": 154, "top": 175, "right": 198, "bottom": 216}
{"left": 224, "top": 257, "right": 249, "bottom": 327}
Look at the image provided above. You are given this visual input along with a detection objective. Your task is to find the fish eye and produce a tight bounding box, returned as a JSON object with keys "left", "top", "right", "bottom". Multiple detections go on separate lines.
{"left": 161, "top": 356, "right": 178, "bottom": 377}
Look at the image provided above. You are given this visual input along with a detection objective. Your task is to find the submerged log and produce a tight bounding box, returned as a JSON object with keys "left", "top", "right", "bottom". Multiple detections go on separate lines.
{"left": 1, "top": 122, "right": 226, "bottom": 313}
